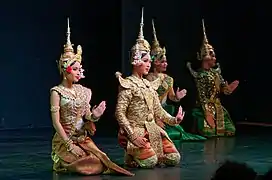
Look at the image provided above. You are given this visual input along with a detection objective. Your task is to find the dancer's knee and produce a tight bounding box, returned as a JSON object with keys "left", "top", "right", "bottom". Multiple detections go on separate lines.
{"left": 164, "top": 152, "right": 181, "bottom": 166}
{"left": 137, "top": 155, "right": 158, "bottom": 168}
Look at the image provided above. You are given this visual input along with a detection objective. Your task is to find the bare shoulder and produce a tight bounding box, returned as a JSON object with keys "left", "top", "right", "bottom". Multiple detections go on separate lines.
{"left": 50, "top": 87, "right": 60, "bottom": 105}
{"left": 50, "top": 89, "right": 59, "bottom": 97}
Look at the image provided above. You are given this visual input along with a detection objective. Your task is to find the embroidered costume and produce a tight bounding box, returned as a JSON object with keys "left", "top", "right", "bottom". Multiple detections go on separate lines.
{"left": 50, "top": 19, "right": 133, "bottom": 176}
{"left": 187, "top": 19, "right": 236, "bottom": 137}
{"left": 146, "top": 19, "right": 206, "bottom": 141}
{"left": 115, "top": 9, "right": 181, "bottom": 168}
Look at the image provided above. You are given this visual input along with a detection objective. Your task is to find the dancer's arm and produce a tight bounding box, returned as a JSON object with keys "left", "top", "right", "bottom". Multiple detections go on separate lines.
{"left": 50, "top": 90, "right": 69, "bottom": 142}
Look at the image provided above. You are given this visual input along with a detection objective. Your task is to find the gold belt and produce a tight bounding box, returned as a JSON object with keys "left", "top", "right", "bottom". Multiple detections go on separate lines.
{"left": 130, "top": 113, "right": 154, "bottom": 128}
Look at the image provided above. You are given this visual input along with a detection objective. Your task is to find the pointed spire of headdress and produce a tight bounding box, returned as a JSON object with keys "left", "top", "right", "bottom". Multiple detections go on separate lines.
{"left": 202, "top": 19, "right": 209, "bottom": 45}
{"left": 58, "top": 18, "right": 83, "bottom": 74}
{"left": 67, "top": 18, "right": 71, "bottom": 45}
{"left": 64, "top": 18, "right": 74, "bottom": 53}
{"left": 137, "top": 7, "right": 144, "bottom": 41}
{"left": 150, "top": 19, "right": 165, "bottom": 59}
{"left": 198, "top": 18, "right": 214, "bottom": 60}
{"left": 152, "top": 19, "right": 160, "bottom": 47}
{"left": 130, "top": 7, "right": 150, "bottom": 64}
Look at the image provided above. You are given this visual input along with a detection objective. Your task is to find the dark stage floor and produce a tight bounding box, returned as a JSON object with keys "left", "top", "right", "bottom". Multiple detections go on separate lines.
{"left": 0, "top": 124, "right": 271, "bottom": 180}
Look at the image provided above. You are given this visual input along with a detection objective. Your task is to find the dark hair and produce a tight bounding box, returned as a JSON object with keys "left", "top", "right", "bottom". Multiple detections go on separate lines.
{"left": 141, "top": 52, "right": 148, "bottom": 58}
{"left": 211, "top": 161, "right": 257, "bottom": 180}
{"left": 151, "top": 54, "right": 164, "bottom": 61}
{"left": 61, "top": 61, "right": 76, "bottom": 70}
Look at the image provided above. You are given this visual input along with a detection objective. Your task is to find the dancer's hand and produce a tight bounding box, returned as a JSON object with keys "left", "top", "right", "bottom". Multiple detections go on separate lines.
{"left": 70, "top": 144, "right": 86, "bottom": 157}
{"left": 175, "top": 106, "right": 185, "bottom": 124}
{"left": 226, "top": 80, "right": 239, "bottom": 93}
{"left": 92, "top": 101, "right": 106, "bottom": 118}
{"left": 132, "top": 136, "right": 148, "bottom": 148}
{"left": 176, "top": 88, "right": 187, "bottom": 100}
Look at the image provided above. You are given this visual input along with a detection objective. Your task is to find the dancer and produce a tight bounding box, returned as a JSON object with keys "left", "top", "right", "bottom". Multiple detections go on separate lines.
{"left": 146, "top": 19, "right": 206, "bottom": 141}
{"left": 50, "top": 18, "right": 134, "bottom": 176}
{"left": 187, "top": 19, "right": 239, "bottom": 137}
{"left": 115, "top": 8, "right": 184, "bottom": 168}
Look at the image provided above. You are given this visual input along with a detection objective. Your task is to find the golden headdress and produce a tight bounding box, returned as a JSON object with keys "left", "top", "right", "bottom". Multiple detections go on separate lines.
{"left": 58, "top": 18, "right": 83, "bottom": 74}
{"left": 150, "top": 19, "right": 166, "bottom": 61}
{"left": 197, "top": 19, "right": 215, "bottom": 61}
{"left": 130, "top": 7, "right": 151, "bottom": 65}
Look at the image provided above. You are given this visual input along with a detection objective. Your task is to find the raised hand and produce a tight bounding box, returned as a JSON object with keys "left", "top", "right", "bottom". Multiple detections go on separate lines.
{"left": 175, "top": 106, "right": 185, "bottom": 124}
{"left": 92, "top": 101, "right": 106, "bottom": 118}
{"left": 226, "top": 80, "right": 239, "bottom": 93}
{"left": 176, "top": 88, "right": 187, "bottom": 100}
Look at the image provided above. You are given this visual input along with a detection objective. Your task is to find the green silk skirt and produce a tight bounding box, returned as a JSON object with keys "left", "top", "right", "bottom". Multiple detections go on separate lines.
{"left": 162, "top": 104, "right": 207, "bottom": 141}
{"left": 191, "top": 106, "right": 236, "bottom": 137}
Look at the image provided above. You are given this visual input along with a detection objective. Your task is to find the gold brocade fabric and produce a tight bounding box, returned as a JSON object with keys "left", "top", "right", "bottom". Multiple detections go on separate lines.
{"left": 51, "top": 84, "right": 91, "bottom": 136}
{"left": 116, "top": 75, "right": 175, "bottom": 158}
{"left": 50, "top": 84, "right": 133, "bottom": 176}
{"left": 195, "top": 69, "right": 225, "bottom": 131}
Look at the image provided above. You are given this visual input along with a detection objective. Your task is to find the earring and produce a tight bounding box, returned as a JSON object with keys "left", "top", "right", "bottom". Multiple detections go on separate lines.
{"left": 64, "top": 77, "right": 67, "bottom": 80}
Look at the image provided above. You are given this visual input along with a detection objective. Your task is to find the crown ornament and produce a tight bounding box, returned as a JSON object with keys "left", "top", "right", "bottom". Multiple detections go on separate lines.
{"left": 150, "top": 19, "right": 166, "bottom": 61}
{"left": 130, "top": 7, "right": 151, "bottom": 65}
{"left": 197, "top": 19, "right": 215, "bottom": 61}
{"left": 58, "top": 18, "right": 83, "bottom": 74}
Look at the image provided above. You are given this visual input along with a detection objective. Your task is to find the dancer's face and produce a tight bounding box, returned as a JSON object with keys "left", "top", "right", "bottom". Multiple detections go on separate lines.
{"left": 203, "top": 51, "right": 216, "bottom": 68}
{"left": 140, "top": 53, "right": 151, "bottom": 75}
{"left": 64, "top": 61, "right": 82, "bottom": 83}
{"left": 154, "top": 56, "right": 168, "bottom": 72}
{"left": 134, "top": 52, "right": 151, "bottom": 75}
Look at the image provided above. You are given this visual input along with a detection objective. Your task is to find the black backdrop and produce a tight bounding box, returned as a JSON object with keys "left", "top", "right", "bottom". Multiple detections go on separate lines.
{"left": 1, "top": 0, "right": 271, "bottom": 136}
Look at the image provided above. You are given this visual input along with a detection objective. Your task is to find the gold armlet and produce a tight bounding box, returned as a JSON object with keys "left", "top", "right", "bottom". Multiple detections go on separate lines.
{"left": 50, "top": 106, "right": 60, "bottom": 113}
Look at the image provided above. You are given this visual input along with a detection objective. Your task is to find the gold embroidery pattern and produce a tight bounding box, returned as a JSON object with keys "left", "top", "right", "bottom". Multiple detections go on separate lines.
{"left": 116, "top": 75, "right": 175, "bottom": 158}
{"left": 195, "top": 70, "right": 225, "bottom": 131}
{"left": 50, "top": 84, "right": 91, "bottom": 136}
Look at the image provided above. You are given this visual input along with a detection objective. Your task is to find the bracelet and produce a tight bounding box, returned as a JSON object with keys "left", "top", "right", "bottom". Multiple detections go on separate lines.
{"left": 174, "top": 96, "right": 180, "bottom": 102}
{"left": 64, "top": 139, "right": 73, "bottom": 151}
{"left": 91, "top": 114, "right": 99, "bottom": 122}
{"left": 66, "top": 144, "right": 74, "bottom": 152}
{"left": 86, "top": 113, "right": 100, "bottom": 122}
{"left": 165, "top": 117, "right": 176, "bottom": 126}
{"left": 128, "top": 133, "right": 137, "bottom": 142}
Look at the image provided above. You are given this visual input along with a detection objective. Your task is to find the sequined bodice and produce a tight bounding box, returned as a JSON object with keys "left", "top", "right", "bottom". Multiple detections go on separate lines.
{"left": 51, "top": 84, "right": 91, "bottom": 128}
